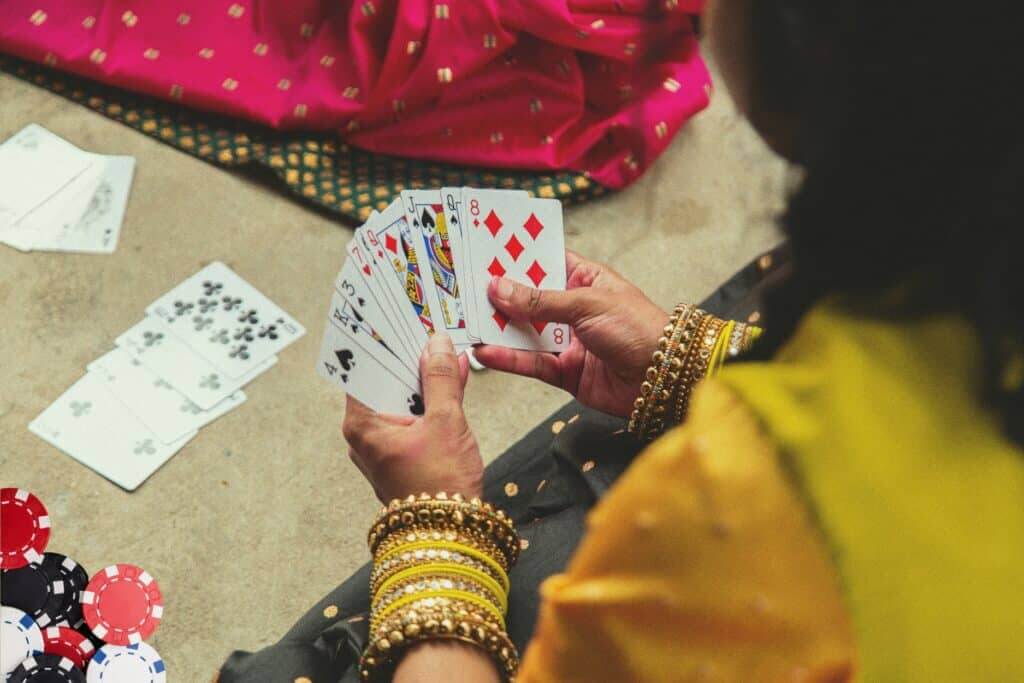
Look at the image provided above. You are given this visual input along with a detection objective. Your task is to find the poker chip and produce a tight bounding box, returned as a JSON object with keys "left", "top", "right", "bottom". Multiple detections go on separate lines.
{"left": 39, "top": 554, "right": 90, "bottom": 629}
{"left": 1, "top": 561, "right": 65, "bottom": 627}
{"left": 80, "top": 565, "right": 162, "bottom": 646}
{"left": 41, "top": 627, "right": 95, "bottom": 671}
{"left": 85, "top": 643, "right": 165, "bottom": 683}
{"left": 1, "top": 606, "right": 44, "bottom": 677}
{"left": 8, "top": 654, "right": 86, "bottom": 683}
{"left": 1, "top": 489, "right": 51, "bottom": 569}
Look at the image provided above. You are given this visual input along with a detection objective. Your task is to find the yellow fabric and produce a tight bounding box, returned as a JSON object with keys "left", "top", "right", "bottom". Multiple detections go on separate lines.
{"left": 717, "top": 302, "right": 1024, "bottom": 681}
{"left": 519, "top": 301, "right": 1024, "bottom": 682}
{"left": 519, "top": 379, "right": 855, "bottom": 682}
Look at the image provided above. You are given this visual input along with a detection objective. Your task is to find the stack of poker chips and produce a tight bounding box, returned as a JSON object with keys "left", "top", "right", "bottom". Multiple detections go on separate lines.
{"left": 1, "top": 488, "right": 166, "bottom": 682}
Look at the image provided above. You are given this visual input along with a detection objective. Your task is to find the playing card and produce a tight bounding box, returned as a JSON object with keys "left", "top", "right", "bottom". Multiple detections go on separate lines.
{"left": 87, "top": 347, "right": 246, "bottom": 444}
{"left": 361, "top": 201, "right": 432, "bottom": 352}
{"left": 0, "top": 124, "right": 93, "bottom": 233}
{"left": 340, "top": 238, "right": 419, "bottom": 374}
{"left": 402, "top": 190, "right": 470, "bottom": 349}
{"left": 326, "top": 287, "right": 419, "bottom": 389}
{"left": 146, "top": 261, "right": 305, "bottom": 378}
{"left": 442, "top": 187, "right": 528, "bottom": 342}
{"left": 461, "top": 189, "right": 571, "bottom": 351}
{"left": 355, "top": 213, "right": 420, "bottom": 356}
{"left": 117, "top": 316, "right": 276, "bottom": 410}
{"left": 29, "top": 372, "right": 195, "bottom": 491}
{"left": 33, "top": 156, "right": 135, "bottom": 254}
{"left": 317, "top": 317, "right": 425, "bottom": 416}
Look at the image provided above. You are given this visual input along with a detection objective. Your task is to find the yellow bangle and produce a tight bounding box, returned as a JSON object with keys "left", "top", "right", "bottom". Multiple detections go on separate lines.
{"left": 374, "top": 562, "right": 509, "bottom": 614}
{"left": 375, "top": 539, "right": 510, "bottom": 593}
{"left": 709, "top": 321, "right": 734, "bottom": 376}
{"left": 376, "top": 588, "right": 505, "bottom": 629}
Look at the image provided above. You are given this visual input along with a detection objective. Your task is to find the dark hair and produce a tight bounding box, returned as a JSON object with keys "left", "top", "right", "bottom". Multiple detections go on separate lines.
{"left": 745, "top": 1, "right": 1024, "bottom": 443}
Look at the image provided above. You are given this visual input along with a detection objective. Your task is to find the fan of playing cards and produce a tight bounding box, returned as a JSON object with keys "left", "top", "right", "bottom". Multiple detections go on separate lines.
{"left": 0, "top": 124, "right": 134, "bottom": 254}
{"left": 317, "top": 188, "right": 570, "bottom": 415}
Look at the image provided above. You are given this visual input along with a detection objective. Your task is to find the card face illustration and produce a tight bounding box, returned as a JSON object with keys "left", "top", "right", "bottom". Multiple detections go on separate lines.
{"left": 146, "top": 261, "right": 305, "bottom": 378}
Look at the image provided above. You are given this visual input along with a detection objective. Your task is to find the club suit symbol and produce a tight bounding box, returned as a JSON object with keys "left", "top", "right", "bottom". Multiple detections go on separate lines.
{"left": 335, "top": 348, "right": 355, "bottom": 382}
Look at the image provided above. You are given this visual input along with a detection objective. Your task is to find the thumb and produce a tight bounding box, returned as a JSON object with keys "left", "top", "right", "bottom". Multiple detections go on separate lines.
{"left": 488, "top": 276, "right": 594, "bottom": 324}
{"left": 420, "top": 333, "right": 467, "bottom": 418}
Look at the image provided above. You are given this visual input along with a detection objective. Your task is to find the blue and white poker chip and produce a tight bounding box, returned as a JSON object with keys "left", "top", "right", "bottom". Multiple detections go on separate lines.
{"left": 85, "top": 643, "right": 165, "bottom": 683}
{"left": 2, "top": 606, "right": 44, "bottom": 678}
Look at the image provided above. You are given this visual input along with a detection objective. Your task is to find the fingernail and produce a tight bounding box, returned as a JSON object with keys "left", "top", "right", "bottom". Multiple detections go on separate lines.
{"left": 494, "top": 277, "right": 514, "bottom": 301}
{"left": 428, "top": 332, "right": 454, "bottom": 355}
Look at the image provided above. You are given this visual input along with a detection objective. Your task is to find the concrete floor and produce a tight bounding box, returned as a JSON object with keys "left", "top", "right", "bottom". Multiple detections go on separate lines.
{"left": 0, "top": 58, "right": 786, "bottom": 680}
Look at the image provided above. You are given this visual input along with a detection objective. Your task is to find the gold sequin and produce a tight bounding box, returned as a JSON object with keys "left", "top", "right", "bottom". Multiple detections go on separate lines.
{"left": 551, "top": 420, "right": 565, "bottom": 434}
{"left": 483, "top": 33, "right": 497, "bottom": 49}
{"left": 504, "top": 482, "right": 519, "bottom": 497}
{"left": 82, "top": 16, "right": 96, "bottom": 28}
{"left": 406, "top": 41, "right": 420, "bottom": 55}
{"left": 392, "top": 99, "right": 405, "bottom": 113}
{"left": 623, "top": 153, "right": 638, "bottom": 171}
{"left": 748, "top": 311, "right": 761, "bottom": 324}
{"left": 663, "top": 77, "right": 681, "bottom": 93}
{"left": 361, "top": 1, "right": 376, "bottom": 16}
{"left": 519, "top": 538, "right": 530, "bottom": 551}
{"left": 228, "top": 3, "right": 245, "bottom": 18}
{"left": 348, "top": 614, "right": 366, "bottom": 623}
{"left": 437, "top": 67, "right": 453, "bottom": 83}
{"left": 758, "top": 254, "right": 773, "bottom": 270}
{"left": 169, "top": 84, "right": 184, "bottom": 99}
{"left": 177, "top": 13, "right": 191, "bottom": 25}
{"left": 300, "top": 23, "right": 314, "bottom": 38}
{"left": 29, "top": 10, "right": 47, "bottom": 26}
{"left": 435, "top": 4, "right": 450, "bottom": 18}
{"left": 490, "top": 131, "right": 504, "bottom": 144}
{"left": 655, "top": 121, "right": 668, "bottom": 139}
{"left": 342, "top": 86, "right": 359, "bottom": 99}
{"left": 277, "top": 79, "right": 292, "bottom": 91}
{"left": 537, "top": 479, "right": 547, "bottom": 492}
{"left": 89, "top": 49, "right": 106, "bottom": 65}
{"left": 568, "top": 414, "right": 580, "bottom": 424}
{"left": 143, "top": 48, "right": 160, "bottom": 60}
{"left": 294, "top": 104, "right": 308, "bottom": 118}
{"left": 581, "top": 460, "right": 595, "bottom": 472}
{"left": 121, "top": 11, "right": 138, "bottom": 27}
{"left": 253, "top": 43, "right": 268, "bottom": 56}
{"left": 529, "top": 98, "right": 542, "bottom": 113}
{"left": 222, "top": 78, "right": 239, "bottom": 91}
{"left": 43, "top": 53, "right": 57, "bottom": 67}
{"left": 295, "top": 678, "right": 312, "bottom": 683}
{"left": 198, "top": 48, "right": 215, "bottom": 59}
{"left": 541, "top": 135, "right": 554, "bottom": 145}
{"left": 346, "top": 120, "right": 360, "bottom": 132}
{"left": 320, "top": 55, "right": 336, "bottom": 67}
{"left": 217, "top": 149, "right": 234, "bottom": 162}
{"left": 624, "top": 42, "right": 636, "bottom": 56}
{"left": 590, "top": 19, "right": 605, "bottom": 29}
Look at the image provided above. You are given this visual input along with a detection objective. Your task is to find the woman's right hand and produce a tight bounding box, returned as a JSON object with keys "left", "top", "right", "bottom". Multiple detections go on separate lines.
{"left": 473, "top": 251, "right": 670, "bottom": 418}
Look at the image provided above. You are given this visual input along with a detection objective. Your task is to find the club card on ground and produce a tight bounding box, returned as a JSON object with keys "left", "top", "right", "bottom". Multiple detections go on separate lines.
{"left": 117, "top": 316, "right": 276, "bottom": 410}
{"left": 316, "top": 317, "right": 424, "bottom": 416}
{"left": 461, "top": 190, "right": 570, "bottom": 352}
{"left": 402, "top": 190, "right": 471, "bottom": 349}
{"left": 88, "top": 347, "right": 245, "bottom": 444}
{"left": 146, "top": 261, "right": 305, "bottom": 378}
{"left": 29, "top": 372, "right": 195, "bottom": 491}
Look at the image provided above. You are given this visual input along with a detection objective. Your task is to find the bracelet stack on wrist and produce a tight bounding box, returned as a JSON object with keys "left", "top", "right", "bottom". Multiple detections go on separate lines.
{"left": 628, "top": 306, "right": 762, "bottom": 441}
{"left": 360, "top": 493, "right": 520, "bottom": 682}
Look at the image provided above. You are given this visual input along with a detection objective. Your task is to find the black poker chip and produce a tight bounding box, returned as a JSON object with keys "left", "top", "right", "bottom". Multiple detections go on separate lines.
{"left": 7, "top": 654, "right": 86, "bottom": 683}
{"left": 39, "top": 554, "right": 89, "bottom": 628}
{"left": 1, "top": 561, "right": 64, "bottom": 626}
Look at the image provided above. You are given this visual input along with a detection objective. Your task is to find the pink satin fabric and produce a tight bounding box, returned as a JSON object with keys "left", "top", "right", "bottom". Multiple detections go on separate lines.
{"left": 0, "top": 1, "right": 710, "bottom": 189}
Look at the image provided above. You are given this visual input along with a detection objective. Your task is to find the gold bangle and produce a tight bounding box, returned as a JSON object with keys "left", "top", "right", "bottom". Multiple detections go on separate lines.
{"left": 628, "top": 304, "right": 696, "bottom": 440}
{"left": 374, "top": 563, "right": 508, "bottom": 614}
{"left": 371, "top": 540, "right": 509, "bottom": 596}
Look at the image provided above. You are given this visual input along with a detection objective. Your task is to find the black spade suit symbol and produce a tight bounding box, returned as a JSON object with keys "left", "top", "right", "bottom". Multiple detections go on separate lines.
{"left": 420, "top": 209, "right": 435, "bottom": 230}
{"left": 408, "top": 393, "right": 425, "bottom": 415}
{"left": 335, "top": 348, "right": 355, "bottom": 382}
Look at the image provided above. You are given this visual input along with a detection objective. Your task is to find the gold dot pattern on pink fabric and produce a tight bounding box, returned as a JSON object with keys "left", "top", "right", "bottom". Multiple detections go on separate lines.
{"left": 663, "top": 77, "right": 681, "bottom": 93}
{"left": 228, "top": 3, "right": 245, "bottom": 18}
{"left": 176, "top": 12, "right": 190, "bottom": 25}
{"left": 29, "top": 9, "right": 47, "bottom": 26}
{"left": 253, "top": 43, "right": 268, "bottom": 56}
{"left": 82, "top": 15, "right": 96, "bottom": 28}
{"left": 437, "top": 67, "right": 453, "bottom": 83}
{"left": 121, "top": 10, "right": 138, "bottom": 27}
{"left": 655, "top": 121, "right": 668, "bottom": 139}
{"left": 435, "top": 4, "right": 450, "bottom": 19}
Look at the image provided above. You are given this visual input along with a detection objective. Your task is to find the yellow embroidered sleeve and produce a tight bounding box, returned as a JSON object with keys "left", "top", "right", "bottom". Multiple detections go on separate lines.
{"left": 518, "top": 379, "right": 856, "bottom": 682}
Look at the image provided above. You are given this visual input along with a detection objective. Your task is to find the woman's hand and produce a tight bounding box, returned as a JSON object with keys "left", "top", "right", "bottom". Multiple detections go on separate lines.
{"left": 343, "top": 334, "right": 483, "bottom": 502}
{"left": 474, "top": 251, "right": 669, "bottom": 418}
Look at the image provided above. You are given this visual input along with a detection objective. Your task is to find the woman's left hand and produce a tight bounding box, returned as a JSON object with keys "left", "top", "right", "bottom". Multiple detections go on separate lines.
{"left": 343, "top": 333, "right": 482, "bottom": 503}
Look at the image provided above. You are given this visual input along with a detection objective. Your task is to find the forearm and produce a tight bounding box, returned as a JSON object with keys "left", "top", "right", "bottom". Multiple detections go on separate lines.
{"left": 395, "top": 642, "right": 501, "bottom": 683}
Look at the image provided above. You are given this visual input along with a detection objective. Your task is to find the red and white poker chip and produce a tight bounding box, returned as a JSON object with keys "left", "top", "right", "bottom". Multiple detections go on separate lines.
{"left": 1, "top": 488, "right": 51, "bottom": 569}
{"left": 42, "top": 626, "right": 95, "bottom": 671}
{"left": 81, "top": 564, "right": 163, "bottom": 646}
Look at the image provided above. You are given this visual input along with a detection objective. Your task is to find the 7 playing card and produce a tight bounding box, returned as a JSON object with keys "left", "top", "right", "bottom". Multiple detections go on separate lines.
{"left": 461, "top": 189, "right": 570, "bottom": 352}
{"left": 147, "top": 261, "right": 305, "bottom": 379}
